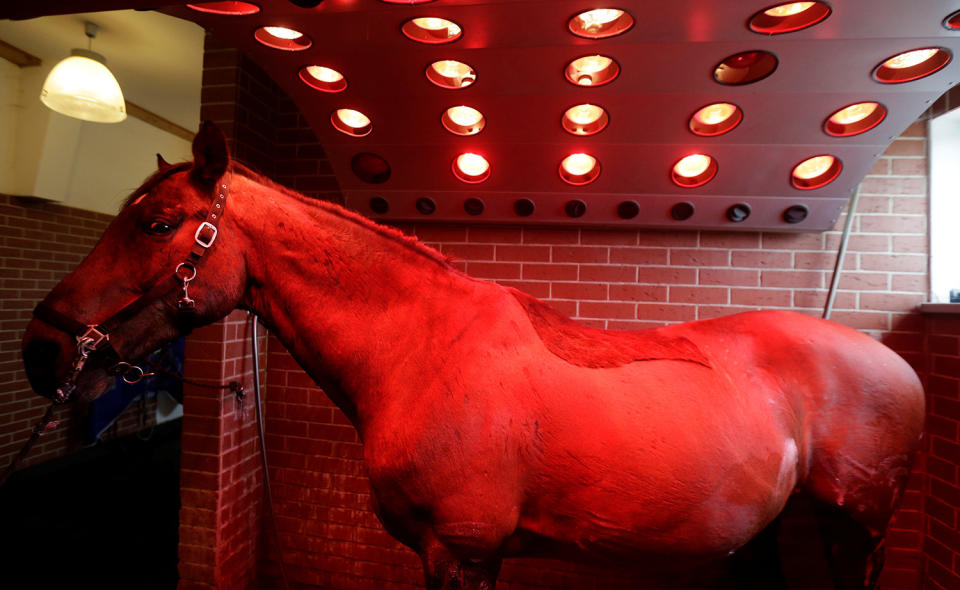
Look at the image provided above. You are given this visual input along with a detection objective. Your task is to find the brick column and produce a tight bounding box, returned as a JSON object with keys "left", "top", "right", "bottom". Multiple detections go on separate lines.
{"left": 178, "top": 310, "right": 265, "bottom": 589}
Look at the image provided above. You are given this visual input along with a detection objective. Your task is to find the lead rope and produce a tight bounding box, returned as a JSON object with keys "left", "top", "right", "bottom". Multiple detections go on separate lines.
{"left": 249, "top": 313, "right": 292, "bottom": 590}
{"left": 0, "top": 403, "right": 60, "bottom": 488}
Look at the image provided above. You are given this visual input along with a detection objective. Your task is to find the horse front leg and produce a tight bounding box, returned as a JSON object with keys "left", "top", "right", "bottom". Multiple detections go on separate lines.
{"left": 420, "top": 541, "right": 502, "bottom": 590}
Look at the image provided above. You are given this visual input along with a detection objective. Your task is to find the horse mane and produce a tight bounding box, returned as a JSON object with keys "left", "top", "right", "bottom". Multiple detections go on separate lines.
{"left": 122, "top": 160, "right": 458, "bottom": 272}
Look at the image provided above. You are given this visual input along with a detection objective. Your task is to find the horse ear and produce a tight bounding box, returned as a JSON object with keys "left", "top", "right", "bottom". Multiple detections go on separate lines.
{"left": 156, "top": 153, "right": 171, "bottom": 169}
{"left": 190, "top": 121, "right": 230, "bottom": 186}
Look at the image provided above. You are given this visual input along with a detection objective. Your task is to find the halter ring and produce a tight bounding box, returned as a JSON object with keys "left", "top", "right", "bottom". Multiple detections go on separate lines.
{"left": 175, "top": 262, "right": 197, "bottom": 283}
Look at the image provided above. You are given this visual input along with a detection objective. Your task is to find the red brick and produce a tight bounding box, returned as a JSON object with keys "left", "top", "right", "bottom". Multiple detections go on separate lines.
{"left": 579, "top": 265, "right": 637, "bottom": 283}
{"left": 580, "top": 229, "right": 638, "bottom": 245}
{"left": 609, "top": 248, "right": 668, "bottom": 265}
{"left": 883, "top": 138, "right": 925, "bottom": 157}
{"left": 699, "top": 268, "right": 759, "bottom": 286}
{"left": 760, "top": 270, "right": 823, "bottom": 289}
{"left": 669, "top": 286, "right": 728, "bottom": 304}
{"left": 730, "top": 288, "right": 792, "bottom": 307}
{"left": 860, "top": 292, "right": 924, "bottom": 311}
{"left": 730, "top": 250, "right": 792, "bottom": 268}
{"left": 522, "top": 228, "right": 580, "bottom": 245}
{"left": 551, "top": 282, "right": 607, "bottom": 300}
{"left": 608, "top": 284, "right": 668, "bottom": 302}
{"left": 441, "top": 243, "right": 495, "bottom": 261}
{"left": 636, "top": 303, "right": 697, "bottom": 322}
{"left": 522, "top": 263, "right": 578, "bottom": 281}
{"left": 860, "top": 254, "right": 925, "bottom": 273}
{"left": 891, "top": 157, "right": 926, "bottom": 175}
{"left": 859, "top": 176, "right": 927, "bottom": 196}
{"left": 858, "top": 215, "right": 925, "bottom": 234}
{"left": 579, "top": 302, "right": 637, "bottom": 320}
{"left": 467, "top": 227, "right": 522, "bottom": 243}
{"left": 699, "top": 232, "right": 760, "bottom": 249}
{"left": 465, "top": 262, "right": 521, "bottom": 280}
{"left": 670, "top": 249, "right": 729, "bottom": 267}
{"left": 495, "top": 245, "right": 550, "bottom": 262}
{"left": 552, "top": 246, "right": 608, "bottom": 263}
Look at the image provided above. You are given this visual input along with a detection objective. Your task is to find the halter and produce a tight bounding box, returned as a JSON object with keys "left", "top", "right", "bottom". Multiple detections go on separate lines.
{"left": 32, "top": 179, "right": 230, "bottom": 405}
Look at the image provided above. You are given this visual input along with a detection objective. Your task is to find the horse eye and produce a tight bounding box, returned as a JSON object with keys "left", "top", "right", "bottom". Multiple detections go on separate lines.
{"left": 145, "top": 220, "right": 174, "bottom": 236}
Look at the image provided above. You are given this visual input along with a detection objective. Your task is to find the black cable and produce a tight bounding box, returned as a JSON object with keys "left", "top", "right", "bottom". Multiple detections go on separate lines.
{"left": 251, "top": 314, "right": 291, "bottom": 590}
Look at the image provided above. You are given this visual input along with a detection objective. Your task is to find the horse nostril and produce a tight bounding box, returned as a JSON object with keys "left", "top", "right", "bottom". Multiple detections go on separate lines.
{"left": 22, "top": 338, "right": 61, "bottom": 399}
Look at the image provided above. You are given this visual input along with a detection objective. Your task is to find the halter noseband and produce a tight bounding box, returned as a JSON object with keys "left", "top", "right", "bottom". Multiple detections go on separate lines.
{"left": 32, "top": 179, "right": 230, "bottom": 404}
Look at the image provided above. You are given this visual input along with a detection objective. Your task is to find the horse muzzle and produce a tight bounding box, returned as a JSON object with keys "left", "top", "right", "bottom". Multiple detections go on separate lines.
{"left": 22, "top": 319, "right": 113, "bottom": 402}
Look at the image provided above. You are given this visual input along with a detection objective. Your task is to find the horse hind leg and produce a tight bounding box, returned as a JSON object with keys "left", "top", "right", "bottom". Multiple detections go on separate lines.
{"left": 806, "top": 452, "right": 915, "bottom": 589}
{"left": 420, "top": 541, "right": 502, "bottom": 590}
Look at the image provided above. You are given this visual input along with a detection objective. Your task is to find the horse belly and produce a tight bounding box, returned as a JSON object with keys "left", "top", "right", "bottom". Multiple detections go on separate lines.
{"left": 514, "top": 361, "right": 799, "bottom": 560}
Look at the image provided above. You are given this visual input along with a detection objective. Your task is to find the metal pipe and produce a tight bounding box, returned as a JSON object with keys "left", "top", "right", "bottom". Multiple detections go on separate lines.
{"left": 822, "top": 187, "right": 861, "bottom": 320}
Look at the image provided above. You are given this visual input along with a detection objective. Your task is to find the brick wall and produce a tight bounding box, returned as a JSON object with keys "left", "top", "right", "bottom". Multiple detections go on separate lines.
{"left": 184, "top": 39, "right": 938, "bottom": 590}
{"left": 0, "top": 195, "right": 164, "bottom": 470}
{"left": 923, "top": 313, "right": 960, "bottom": 590}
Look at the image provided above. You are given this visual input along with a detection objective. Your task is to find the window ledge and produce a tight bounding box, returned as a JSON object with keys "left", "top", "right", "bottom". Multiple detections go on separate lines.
{"left": 919, "top": 302, "right": 960, "bottom": 315}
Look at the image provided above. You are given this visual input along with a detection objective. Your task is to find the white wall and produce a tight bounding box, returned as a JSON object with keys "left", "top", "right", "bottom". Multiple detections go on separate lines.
{"left": 929, "top": 111, "right": 960, "bottom": 303}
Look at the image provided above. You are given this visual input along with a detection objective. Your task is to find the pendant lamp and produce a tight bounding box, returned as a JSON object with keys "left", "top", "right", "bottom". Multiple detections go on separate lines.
{"left": 40, "top": 21, "right": 127, "bottom": 123}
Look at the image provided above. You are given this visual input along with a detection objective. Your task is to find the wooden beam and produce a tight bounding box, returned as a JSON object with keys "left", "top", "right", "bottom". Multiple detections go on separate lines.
{"left": 126, "top": 101, "right": 196, "bottom": 141}
{"left": 0, "top": 39, "right": 41, "bottom": 67}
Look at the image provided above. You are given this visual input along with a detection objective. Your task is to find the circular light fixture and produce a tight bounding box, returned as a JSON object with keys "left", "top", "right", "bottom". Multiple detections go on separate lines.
{"left": 824, "top": 102, "right": 886, "bottom": 137}
{"left": 382, "top": 0, "right": 434, "bottom": 3}
{"left": 671, "top": 154, "right": 718, "bottom": 188}
{"left": 562, "top": 104, "right": 609, "bottom": 136}
{"left": 748, "top": 2, "right": 831, "bottom": 34}
{"left": 727, "top": 203, "right": 752, "bottom": 223}
{"left": 873, "top": 47, "right": 951, "bottom": 83}
{"left": 783, "top": 204, "right": 809, "bottom": 224}
{"left": 514, "top": 199, "right": 535, "bottom": 217}
{"left": 441, "top": 106, "right": 485, "bottom": 135}
{"left": 351, "top": 153, "right": 390, "bottom": 184}
{"left": 689, "top": 102, "right": 742, "bottom": 136}
{"left": 426, "top": 60, "right": 476, "bottom": 89}
{"left": 568, "top": 8, "right": 635, "bottom": 39}
{"left": 370, "top": 197, "right": 389, "bottom": 214}
{"left": 617, "top": 201, "right": 640, "bottom": 219}
{"left": 564, "top": 55, "right": 620, "bottom": 87}
{"left": 186, "top": 2, "right": 260, "bottom": 15}
{"left": 791, "top": 155, "right": 842, "bottom": 189}
{"left": 416, "top": 197, "right": 437, "bottom": 215}
{"left": 299, "top": 66, "right": 347, "bottom": 93}
{"left": 671, "top": 202, "right": 695, "bottom": 221}
{"left": 945, "top": 10, "right": 960, "bottom": 30}
{"left": 254, "top": 26, "right": 312, "bottom": 51}
{"left": 713, "top": 51, "right": 778, "bottom": 85}
{"left": 565, "top": 200, "right": 587, "bottom": 218}
{"left": 453, "top": 153, "right": 490, "bottom": 183}
{"left": 464, "top": 198, "right": 485, "bottom": 216}
{"left": 402, "top": 17, "right": 462, "bottom": 44}
{"left": 559, "top": 153, "right": 601, "bottom": 186}
{"left": 331, "top": 109, "right": 372, "bottom": 137}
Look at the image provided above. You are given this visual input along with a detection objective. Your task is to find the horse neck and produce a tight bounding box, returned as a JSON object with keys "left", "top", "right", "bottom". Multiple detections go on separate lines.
{"left": 231, "top": 178, "right": 493, "bottom": 428}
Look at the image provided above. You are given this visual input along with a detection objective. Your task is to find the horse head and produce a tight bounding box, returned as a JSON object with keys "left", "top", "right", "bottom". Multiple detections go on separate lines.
{"left": 22, "top": 122, "right": 247, "bottom": 403}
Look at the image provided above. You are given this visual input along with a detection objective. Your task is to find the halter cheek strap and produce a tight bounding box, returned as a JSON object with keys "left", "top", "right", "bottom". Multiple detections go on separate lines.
{"left": 31, "top": 180, "right": 230, "bottom": 404}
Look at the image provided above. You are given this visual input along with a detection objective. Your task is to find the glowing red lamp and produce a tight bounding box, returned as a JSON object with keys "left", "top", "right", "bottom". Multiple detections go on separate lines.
{"left": 559, "top": 153, "right": 601, "bottom": 185}
{"left": 748, "top": 2, "right": 831, "bottom": 34}
{"left": 331, "top": 109, "right": 372, "bottom": 137}
{"left": 254, "top": 26, "right": 312, "bottom": 51}
{"left": 873, "top": 48, "right": 951, "bottom": 83}
{"left": 427, "top": 60, "right": 476, "bottom": 89}
{"left": 824, "top": 102, "right": 886, "bottom": 137}
{"left": 689, "top": 103, "right": 742, "bottom": 136}
{"left": 671, "top": 154, "right": 717, "bottom": 188}
{"left": 564, "top": 55, "right": 620, "bottom": 87}
{"left": 561, "top": 104, "right": 609, "bottom": 136}
{"left": 568, "top": 9, "right": 634, "bottom": 39}
{"left": 186, "top": 2, "right": 260, "bottom": 15}
{"left": 299, "top": 66, "right": 348, "bottom": 93}
{"left": 791, "top": 155, "right": 842, "bottom": 189}
{"left": 453, "top": 153, "right": 490, "bottom": 183}
{"left": 441, "top": 106, "right": 485, "bottom": 136}
{"left": 402, "top": 17, "right": 463, "bottom": 44}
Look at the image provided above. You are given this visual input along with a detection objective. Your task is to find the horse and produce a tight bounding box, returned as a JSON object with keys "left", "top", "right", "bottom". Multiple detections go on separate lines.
{"left": 21, "top": 123, "right": 924, "bottom": 589}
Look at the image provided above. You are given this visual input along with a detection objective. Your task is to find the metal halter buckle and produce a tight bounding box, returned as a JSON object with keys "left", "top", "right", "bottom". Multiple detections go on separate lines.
{"left": 78, "top": 326, "right": 109, "bottom": 353}
{"left": 195, "top": 221, "right": 218, "bottom": 248}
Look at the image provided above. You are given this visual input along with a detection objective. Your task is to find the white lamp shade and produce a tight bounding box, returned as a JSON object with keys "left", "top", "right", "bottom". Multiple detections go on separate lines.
{"left": 40, "top": 50, "right": 127, "bottom": 123}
